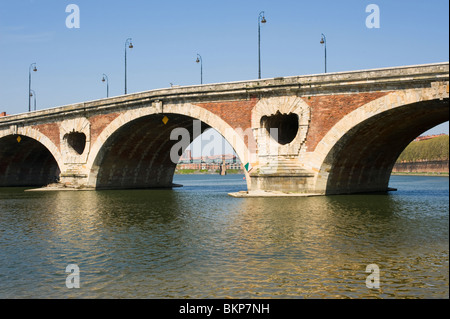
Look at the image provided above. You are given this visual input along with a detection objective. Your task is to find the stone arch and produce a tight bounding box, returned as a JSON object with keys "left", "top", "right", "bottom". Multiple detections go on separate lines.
{"left": 0, "top": 127, "right": 62, "bottom": 187}
{"left": 86, "top": 103, "right": 252, "bottom": 189}
{"left": 0, "top": 126, "right": 63, "bottom": 169}
{"left": 309, "top": 84, "right": 449, "bottom": 194}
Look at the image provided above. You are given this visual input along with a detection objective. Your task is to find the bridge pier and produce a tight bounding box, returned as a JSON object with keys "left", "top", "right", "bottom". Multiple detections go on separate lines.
{"left": 58, "top": 172, "right": 90, "bottom": 189}
{"left": 247, "top": 157, "right": 317, "bottom": 194}
{"left": 249, "top": 173, "right": 317, "bottom": 194}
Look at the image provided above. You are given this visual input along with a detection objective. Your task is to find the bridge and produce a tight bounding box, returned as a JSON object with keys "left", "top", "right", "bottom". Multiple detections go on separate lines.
{"left": 0, "top": 62, "right": 448, "bottom": 195}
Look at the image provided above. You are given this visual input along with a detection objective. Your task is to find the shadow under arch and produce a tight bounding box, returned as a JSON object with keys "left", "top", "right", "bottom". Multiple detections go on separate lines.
{"left": 87, "top": 105, "right": 251, "bottom": 190}
{"left": 0, "top": 135, "right": 61, "bottom": 187}
{"left": 318, "top": 97, "right": 449, "bottom": 195}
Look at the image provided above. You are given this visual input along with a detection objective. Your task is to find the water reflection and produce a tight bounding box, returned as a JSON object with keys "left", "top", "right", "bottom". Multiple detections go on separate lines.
{"left": 0, "top": 175, "right": 448, "bottom": 298}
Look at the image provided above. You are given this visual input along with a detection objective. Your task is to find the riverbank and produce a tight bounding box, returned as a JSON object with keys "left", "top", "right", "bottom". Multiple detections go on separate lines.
{"left": 176, "top": 170, "right": 448, "bottom": 176}
{"left": 391, "top": 172, "right": 448, "bottom": 176}
{"left": 175, "top": 169, "right": 244, "bottom": 175}
{"left": 175, "top": 169, "right": 448, "bottom": 176}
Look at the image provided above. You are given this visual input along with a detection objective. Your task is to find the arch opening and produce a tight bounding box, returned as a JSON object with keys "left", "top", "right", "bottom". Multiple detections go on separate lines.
{"left": 320, "top": 98, "right": 449, "bottom": 195}
{"left": 260, "top": 112, "right": 299, "bottom": 145}
{"left": 90, "top": 113, "right": 247, "bottom": 190}
{"left": 64, "top": 132, "right": 86, "bottom": 155}
{"left": 176, "top": 128, "right": 244, "bottom": 175}
{"left": 0, "top": 135, "right": 61, "bottom": 187}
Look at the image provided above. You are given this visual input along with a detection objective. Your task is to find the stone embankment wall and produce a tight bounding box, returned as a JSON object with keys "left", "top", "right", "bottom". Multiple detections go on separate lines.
{"left": 392, "top": 160, "right": 449, "bottom": 173}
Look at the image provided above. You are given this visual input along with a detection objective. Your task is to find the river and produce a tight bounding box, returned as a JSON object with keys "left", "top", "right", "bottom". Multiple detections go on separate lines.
{"left": 0, "top": 175, "right": 448, "bottom": 299}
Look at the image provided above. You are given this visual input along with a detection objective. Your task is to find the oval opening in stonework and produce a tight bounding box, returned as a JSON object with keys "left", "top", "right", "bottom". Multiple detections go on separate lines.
{"left": 64, "top": 132, "right": 86, "bottom": 155}
{"left": 260, "top": 112, "right": 299, "bottom": 145}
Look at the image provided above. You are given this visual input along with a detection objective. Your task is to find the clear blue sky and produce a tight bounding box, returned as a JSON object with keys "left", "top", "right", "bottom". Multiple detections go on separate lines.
{"left": 0, "top": 0, "right": 448, "bottom": 155}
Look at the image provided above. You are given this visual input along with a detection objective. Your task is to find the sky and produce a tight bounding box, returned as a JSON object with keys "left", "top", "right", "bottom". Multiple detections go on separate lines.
{"left": 0, "top": 0, "right": 448, "bottom": 156}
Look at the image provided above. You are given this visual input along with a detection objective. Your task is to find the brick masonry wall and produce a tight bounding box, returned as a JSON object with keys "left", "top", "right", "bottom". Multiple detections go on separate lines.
{"left": 303, "top": 92, "right": 390, "bottom": 152}
{"left": 89, "top": 112, "right": 121, "bottom": 145}
{"left": 32, "top": 123, "right": 61, "bottom": 150}
{"left": 195, "top": 98, "right": 258, "bottom": 131}
{"left": 26, "top": 91, "right": 422, "bottom": 163}
{"left": 392, "top": 160, "right": 449, "bottom": 173}
{"left": 194, "top": 94, "right": 397, "bottom": 152}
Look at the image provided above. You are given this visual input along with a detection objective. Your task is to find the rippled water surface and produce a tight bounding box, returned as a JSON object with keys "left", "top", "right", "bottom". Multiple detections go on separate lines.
{"left": 0, "top": 175, "right": 448, "bottom": 298}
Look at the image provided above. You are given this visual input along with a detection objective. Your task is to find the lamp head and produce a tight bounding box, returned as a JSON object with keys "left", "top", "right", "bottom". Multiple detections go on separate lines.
{"left": 129, "top": 42, "right": 133, "bottom": 49}
{"left": 261, "top": 16, "right": 267, "bottom": 23}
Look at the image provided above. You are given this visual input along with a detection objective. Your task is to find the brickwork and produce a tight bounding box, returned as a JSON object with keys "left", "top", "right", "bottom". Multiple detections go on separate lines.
{"left": 392, "top": 160, "right": 449, "bottom": 173}
{"left": 303, "top": 92, "right": 390, "bottom": 152}
{"left": 89, "top": 112, "right": 120, "bottom": 145}
{"left": 32, "top": 123, "right": 61, "bottom": 150}
{"left": 195, "top": 98, "right": 258, "bottom": 132}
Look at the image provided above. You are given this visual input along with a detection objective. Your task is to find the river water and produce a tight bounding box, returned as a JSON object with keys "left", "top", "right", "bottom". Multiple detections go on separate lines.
{"left": 0, "top": 175, "right": 448, "bottom": 299}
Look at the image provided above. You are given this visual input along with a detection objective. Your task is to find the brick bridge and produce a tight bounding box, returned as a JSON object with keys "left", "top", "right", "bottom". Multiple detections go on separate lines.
{"left": 0, "top": 63, "right": 448, "bottom": 195}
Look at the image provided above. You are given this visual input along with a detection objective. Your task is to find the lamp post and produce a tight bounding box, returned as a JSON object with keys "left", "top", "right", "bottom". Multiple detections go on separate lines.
{"left": 29, "top": 90, "right": 36, "bottom": 111}
{"left": 102, "top": 74, "right": 109, "bottom": 98}
{"left": 124, "top": 38, "right": 133, "bottom": 94}
{"left": 258, "top": 11, "right": 267, "bottom": 79}
{"left": 320, "top": 33, "right": 327, "bottom": 73}
{"left": 195, "top": 54, "right": 203, "bottom": 84}
{"left": 28, "top": 63, "right": 37, "bottom": 112}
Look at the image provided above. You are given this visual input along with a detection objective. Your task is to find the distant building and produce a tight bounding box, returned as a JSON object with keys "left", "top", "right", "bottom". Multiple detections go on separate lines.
{"left": 414, "top": 133, "right": 446, "bottom": 142}
{"left": 177, "top": 150, "right": 243, "bottom": 171}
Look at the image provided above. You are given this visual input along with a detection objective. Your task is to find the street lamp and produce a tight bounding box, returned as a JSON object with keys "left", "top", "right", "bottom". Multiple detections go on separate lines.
{"left": 258, "top": 11, "right": 267, "bottom": 79}
{"left": 28, "top": 63, "right": 37, "bottom": 112}
{"left": 29, "top": 89, "right": 36, "bottom": 111}
{"left": 124, "top": 38, "right": 133, "bottom": 94}
{"left": 195, "top": 54, "right": 203, "bottom": 84}
{"left": 320, "top": 33, "right": 327, "bottom": 73}
{"left": 102, "top": 74, "right": 109, "bottom": 98}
